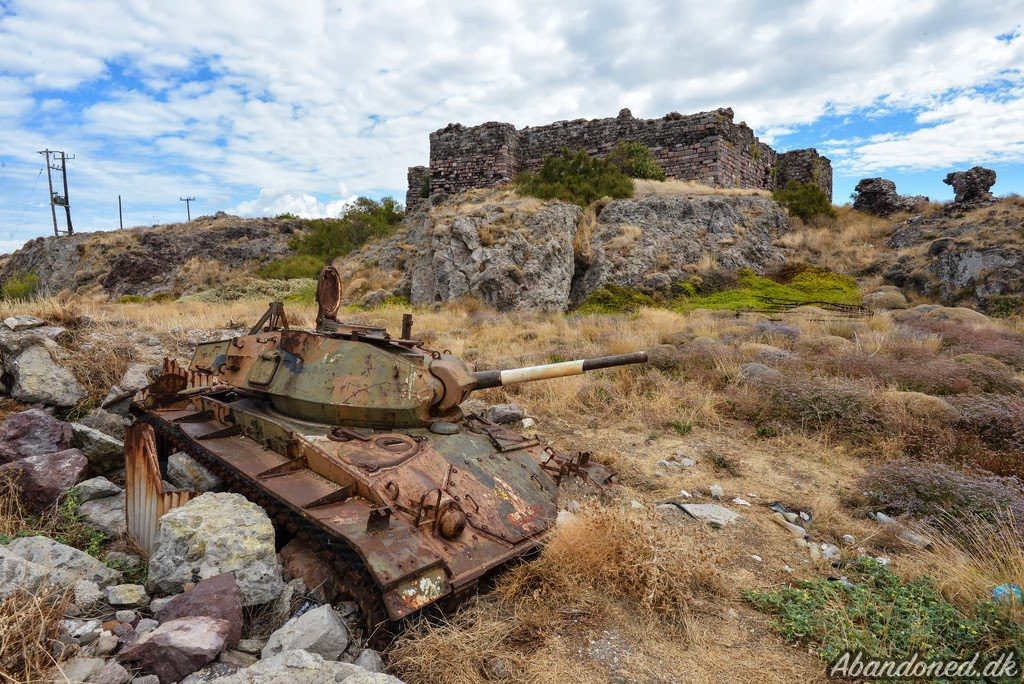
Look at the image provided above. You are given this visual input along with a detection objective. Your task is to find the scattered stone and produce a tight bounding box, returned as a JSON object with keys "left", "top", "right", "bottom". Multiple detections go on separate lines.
{"left": 679, "top": 503, "right": 740, "bottom": 526}
{"left": 7, "top": 536, "right": 122, "bottom": 588}
{"left": 148, "top": 493, "right": 284, "bottom": 606}
{"left": 148, "top": 596, "right": 173, "bottom": 614}
{"left": 116, "top": 609, "right": 138, "bottom": 624}
{"left": 120, "top": 363, "right": 155, "bottom": 392}
{"left": 820, "top": 543, "right": 841, "bottom": 560}
{"left": 520, "top": 417, "right": 536, "bottom": 429}
{"left": 3, "top": 315, "right": 45, "bottom": 331}
{"left": 75, "top": 580, "right": 104, "bottom": 610}
{"left": 219, "top": 650, "right": 259, "bottom": 668}
{"left": 179, "top": 662, "right": 240, "bottom": 683}
{"left": 0, "top": 545, "right": 47, "bottom": 597}
{"left": 234, "top": 639, "right": 265, "bottom": 656}
{"left": 555, "top": 509, "right": 579, "bottom": 528}
{"left": 93, "top": 629, "right": 120, "bottom": 656}
{"left": 107, "top": 584, "right": 150, "bottom": 608}
{"left": 731, "top": 497, "right": 751, "bottom": 506}
{"left": 0, "top": 408, "right": 72, "bottom": 464}
{"left": 52, "top": 657, "right": 106, "bottom": 683}
{"left": 484, "top": 403, "right": 525, "bottom": 424}
{"left": 75, "top": 476, "right": 124, "bottom": 503}
{"left": 943, "top": 166, "right": 996, "bottom": 203}
{"left": 279, "top": 539, "right": 339, "bottom": 603}
{"left": 0, "top": 448, "right": 88, "bottom": 511}
{"left": 354, "top": 649, "right": 386, "bottom": 673}
{"left": 166, "top": 451, "right": 223, "bottom": 493}
{"left": 209, "top": 649, "right": 405, "bottom": 684}
{"left": 157, "top": 573, "right": 244, "bottom": 647}
{"left": 677, "top": 489, "right": 692, "bottom": 498}
{"left": 118, "top": 616, "right": 232, "bottom": 684}
{"left": 771, "top": 512, "right": 809, "bottom": 538}
{"left": 750, "top": 555, "right": 763, "bottom": 563}
{"left": 79, "top": 407, "right": 129, "bottom": 440}
{"left": 782, "top": 565, "right": 793, "bottom": 574}
{"left": 738, "top": 362, "right": 780, "bottom": 381}
{"left": 261, "top": 604, "right": 349, "bottom": 661}
{"left": 79, "top": 492, "right": 127, "bottom": 536}
{"left": 709, "top": 484, "right": 724, "bottom": 500}
{"left": 71, "top": 423, "right": 126, "bottom": 474}
{"left": 841, "top": 534, "right": 856, "bottom": 545}
{"left": 136, "top": 618, "right": 159, "bottom": 635}
{"left": 8, "top": 344, "right": 88, "bottom": 406}
{"left": 92, "top": 661, "right": 132, "bottom": 683}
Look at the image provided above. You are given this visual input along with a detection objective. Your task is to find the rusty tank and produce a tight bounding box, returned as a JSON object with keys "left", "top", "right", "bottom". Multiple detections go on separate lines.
{"left": 123, "top": 266, "right": 648, "bottom": 642}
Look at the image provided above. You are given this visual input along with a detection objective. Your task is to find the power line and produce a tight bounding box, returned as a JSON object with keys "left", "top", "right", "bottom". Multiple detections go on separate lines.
{"left": 13, "top": 166, "right": 44, "bottom": 234}
{"left": 37, "top": 149, "right": 74, "bottom": 236}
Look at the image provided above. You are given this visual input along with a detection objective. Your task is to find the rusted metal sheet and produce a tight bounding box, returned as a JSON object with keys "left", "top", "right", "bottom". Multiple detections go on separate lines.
{"left": 124, "top": 422, "right": 196, "bottom": 554}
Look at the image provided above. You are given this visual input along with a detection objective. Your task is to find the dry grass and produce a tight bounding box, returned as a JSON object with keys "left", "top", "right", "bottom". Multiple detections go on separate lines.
{"left": 633, "top": 179, "right": 771, "bottom": 198}
{"left": 776, "top": 206, "right": 898, "bottom": 276}
{"left": 391, "top": 505, "right": 724, "bottom": 683}
{"left": 0, "top": 583, "right": 73, "bottom": 683}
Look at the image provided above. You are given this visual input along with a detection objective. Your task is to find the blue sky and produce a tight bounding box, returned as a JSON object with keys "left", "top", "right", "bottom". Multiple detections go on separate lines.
{"left": 1, "top": 1, "right": 1023, "bottom": 254}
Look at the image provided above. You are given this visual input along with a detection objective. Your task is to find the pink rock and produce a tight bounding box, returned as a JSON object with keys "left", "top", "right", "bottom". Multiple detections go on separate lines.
{"left": 0, "top": 409, "right": 72, "bottom": 464}
{"left": 156, "top": 573, "right": 243, "bottom": 646}
{"left": 117, "top": 616, "right": 230, "bottom": 684}
{"left": 0, "top": 448, "right": 87, "bottom": 511}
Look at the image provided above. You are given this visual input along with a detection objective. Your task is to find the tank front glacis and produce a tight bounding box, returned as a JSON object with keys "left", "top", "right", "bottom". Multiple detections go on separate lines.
{"left": 125, "top": 267, "right": 643, "bottom": 638}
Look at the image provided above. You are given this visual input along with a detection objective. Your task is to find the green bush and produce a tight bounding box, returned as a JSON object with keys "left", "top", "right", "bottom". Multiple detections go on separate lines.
{"left": 575, "top": 283, "right": 655, "bottom": 314}
{"left": 605, "top": 141, "right": 665, "bottom": 180}
{"left": 0, "top": 270, "right": 40, "bottom": 301}
{"left": 773, "top": 180, "right": 836, "bottom": 221}
{"left": 672, "top": 267, "right": 859, "bottom": 312}
{"left": 261, "top": 197, "right": 404, "bottom": 279}
{"left": 744, "top": 557, "right": 1022, "bottom": 666}
{"left": 514, "top": 148, "right": 634, "bottom": 207}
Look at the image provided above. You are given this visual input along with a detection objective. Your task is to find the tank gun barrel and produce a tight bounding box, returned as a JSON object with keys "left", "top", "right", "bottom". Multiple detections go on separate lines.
{"left": 471, "top": 351, "right": 648, "bottom": 390}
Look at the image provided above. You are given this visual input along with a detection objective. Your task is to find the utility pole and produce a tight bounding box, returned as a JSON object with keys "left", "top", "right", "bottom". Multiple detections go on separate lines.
{"left": 118, "top": 195, "right": 123, "bottom": 229}
{"left": 179, "top": 196, "right": 195, "bottom": 222}
{"left": 37, "top": 149, "right": 74, "bottom": 236}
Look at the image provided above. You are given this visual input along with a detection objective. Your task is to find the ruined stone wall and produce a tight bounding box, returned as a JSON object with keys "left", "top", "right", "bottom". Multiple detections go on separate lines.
{"left": 405, "top": 166, "right": 430, "bottom": 211}
{"left": 419, "top": 108, "right": 832, "bottom": 201}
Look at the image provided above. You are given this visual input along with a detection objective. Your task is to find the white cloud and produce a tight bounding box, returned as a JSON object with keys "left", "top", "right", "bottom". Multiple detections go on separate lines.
{"left": 0, "top": 0, "right": 1022, "bottom": 247}
{"left": 232, "top": 186, "right": 356, "bottom": 219}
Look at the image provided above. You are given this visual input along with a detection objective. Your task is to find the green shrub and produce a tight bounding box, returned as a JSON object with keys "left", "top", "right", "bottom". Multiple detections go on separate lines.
{"left": 116, "top": 293, "right": 176, "bottom": 304}
{"left": 275, "top": 212, "right": 300, "bottom": 220}
{"left": 514, "top": 148, "right": 634, "bottom": 207}
{"left": 575, "top": 283, "right": 654, "bottom": 314}
{"left": 261, "top": 197, "right": 404, "bottom": 279}
{"left": 257, "top": 254, "right": 324, "bottom": 280}
{"left": 672, "top": 267, "right": 859, "bottom": 312}
{"left": 773, "top": 180, "right": 836, "bottom": 221}
{"left": 744, "top": 557, "right": 1022, "bottom": 665}
{"left": 0, "top": 270, "right": 40, "bottom": 301}
{"left": 605, "top": 141, "right": 665, "bottom": 180}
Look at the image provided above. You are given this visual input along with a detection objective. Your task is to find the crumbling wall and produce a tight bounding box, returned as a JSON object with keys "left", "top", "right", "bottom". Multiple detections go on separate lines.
{"left": 418, "top": 108, "right": 832, "bottom": 202}
{"left": 405, "top": 166, "right": 430, "bottom": 212}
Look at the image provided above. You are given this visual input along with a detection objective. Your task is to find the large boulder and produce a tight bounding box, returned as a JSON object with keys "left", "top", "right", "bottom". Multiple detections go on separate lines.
{"left": 118, "top": 616, "right": 231, "bottom": 684}
{"left": 209, "top": 649, "right": 405, "bottom": 684}
{"left": 943, "top": 166, "right": 996, "bottom": 203}
{"left": 78, "top": 492, "right": 126, "bottom": 536}
{"left": 0, "top": 448, "right": 88, "bottom": 511}
{"left": 852, "top": 178, "right": 923, "bottom": 216}
{"left": 5, "top": 536, "right": 122, "bottom": 588}
{"left": 0, "top": 408, "right": 72, "bottom": 464}
{"left": 0, "top": 545, "right": 48, "bottom": 598}
{"left": 71, "top": 423, "right": 125, "bottom": 474}
{"left": 78, "top": 407, "right": 128, "bottom": 440}
{"left": 157, "top": 573, "right": 244, "bottom": 646}
{"left": 7, "top": 344, "right": 87, "bottom": 406}
{"left": 261, "top": 604, "right": 349, "bottom": 661}
{"left": 167, "top": 451, "right": 222, "bottom": 492}
{"left": 148, "top": 493, "right": 283, "bottom": 606}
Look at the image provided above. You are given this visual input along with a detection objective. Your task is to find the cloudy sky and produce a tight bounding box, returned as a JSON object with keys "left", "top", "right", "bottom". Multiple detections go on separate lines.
{"left": 1, "top": 1, "right": 1022, "bottom": 253}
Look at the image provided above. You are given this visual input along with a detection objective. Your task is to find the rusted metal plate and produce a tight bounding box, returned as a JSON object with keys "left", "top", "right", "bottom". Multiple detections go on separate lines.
{"left": 124, "top": 423, "right": 196, "bottom": 554}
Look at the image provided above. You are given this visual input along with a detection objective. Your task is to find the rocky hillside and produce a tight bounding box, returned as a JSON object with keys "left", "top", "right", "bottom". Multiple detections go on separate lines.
{"left": 0, "top": 213, "right": 302, "bottom": 298}
{"left": 336, "top": 185, "right": 790, "bottom": 311}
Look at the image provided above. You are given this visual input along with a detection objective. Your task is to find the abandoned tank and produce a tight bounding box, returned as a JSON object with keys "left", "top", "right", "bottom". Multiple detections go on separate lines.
{"left": 122, "top": 266, "right": 648, "bottom": 642}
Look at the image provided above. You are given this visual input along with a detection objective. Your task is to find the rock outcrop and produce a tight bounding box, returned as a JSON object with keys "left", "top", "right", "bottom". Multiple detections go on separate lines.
{"left": 943, "top": 166, "right": 996, "bottom": 204}
{"left": 337, "top": 188, "right": 791, "bottom": 312}
{"left": 852, "top": 178, "right": 926, "bottom": 216}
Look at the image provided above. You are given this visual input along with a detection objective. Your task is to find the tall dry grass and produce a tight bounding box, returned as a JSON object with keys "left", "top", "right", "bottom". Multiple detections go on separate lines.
{"left": 0, "top": 584, "right": 73, "bottom": 683}
{"left": 391, "top": 505, "right": 724, "bottom": 683}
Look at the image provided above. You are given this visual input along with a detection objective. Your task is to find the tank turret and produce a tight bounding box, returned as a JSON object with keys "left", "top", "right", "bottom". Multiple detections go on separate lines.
{"left": 124, "top": 267, "right": 649, "bottom": 644}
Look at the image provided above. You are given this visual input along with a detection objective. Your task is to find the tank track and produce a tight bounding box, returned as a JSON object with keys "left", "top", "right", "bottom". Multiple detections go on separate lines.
{"left": 133, "top": 411, "right": 395, "bottom": 649}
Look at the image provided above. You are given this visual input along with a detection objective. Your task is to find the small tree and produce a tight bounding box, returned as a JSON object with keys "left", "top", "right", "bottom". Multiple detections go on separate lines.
{"left": 514, "top": 148, "right": 634, "bottom": 207}
{"left": 606, "top": 141, "right": 665, "bottom": 180}
{"left": 772, "top": 180, "right": 835, "bottom": 221}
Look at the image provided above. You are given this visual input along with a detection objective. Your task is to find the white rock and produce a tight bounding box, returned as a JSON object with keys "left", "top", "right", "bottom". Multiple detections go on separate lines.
{"left": 79, "top": 492, "right": 127, "bottom": 536}
{"left": 555, "top": 510, "right": 579, "bottom": 528}
{"left": 731, "top": 497, "right": 751, "bottom": 506}
{"left": 750, "top": 555, "right": 763, "bottom": 562}
{"left": 119, "top": 363, "right": 154, "bottom": 392}
{"left": 0, "top": 545, "right": 48, "bottom": 598}
{"left": 209, "top": 649, "right": 405, "bottom": 684}
{"left": 6, "top": 536, "right": 121, "bottom": 588}
{"left": 520, "top": 417, "right": 536, "bottom": 429}
{"left": 148, "top": 493, "right": 283, "bottom": 606}
{"left": 71, "top": 423, "right": 125, "bottom": 474}
{"left": 167, "top": 451, "right": 222, "bottom": 492}
{"left": 841, "top": 534, "right": 857, "bottom": 545}
{"left": 50, "top": 657, "right": 106, "bottom": 683}
{"left": 107, "top": 583, "right": 150, "bottom": 608}
{"left": 74, "top": 580, "right": 103, "bottom": 609}
{"left": 353, "top": 649, "right": 386, "bottom": 674}
{"left": 75, "top": 476, "right": 123, "bottom": 503}
{"left": 9, "top": 344, "right": 87, "bottom": 407}
{"left": 709, "top": 484, "right": 724, "bottom": 499}
{"left": 677, "top": 489, "right": 692, "bottom": 498}
{"left": 3, "top": 315, "right": 44, "bottom": 331}
{"left": 261, "top": 605, "right": 349, "bottom": 660}
{"left": 93, "top": 629, "right": 120, "bottom": 656}
{"left": 679, "top": 503, "right": 740, "bottom": 526}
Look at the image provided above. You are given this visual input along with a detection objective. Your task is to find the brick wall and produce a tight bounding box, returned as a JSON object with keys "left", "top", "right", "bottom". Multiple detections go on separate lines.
{"left": 418, "top": 108, "right": 832, "bottom": 202}
{"left": 405, "top": 166, "right": 430, "bottom": 211}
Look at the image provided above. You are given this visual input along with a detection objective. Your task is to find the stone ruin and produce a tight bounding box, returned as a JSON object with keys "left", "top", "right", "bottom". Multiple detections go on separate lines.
{"left": 852, "top": 178, "right": 928, "bottom": 216}
{"left": 405, "top": 108, "right": 832, "bottom": 210}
